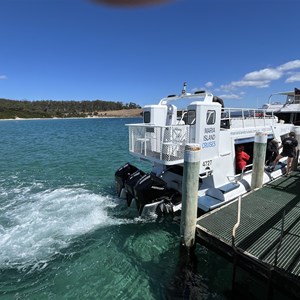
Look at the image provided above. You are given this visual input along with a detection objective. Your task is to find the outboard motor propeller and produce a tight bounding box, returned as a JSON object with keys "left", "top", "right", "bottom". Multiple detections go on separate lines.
{"left": 155, "top": 191, "right": 181, "bottom": 216}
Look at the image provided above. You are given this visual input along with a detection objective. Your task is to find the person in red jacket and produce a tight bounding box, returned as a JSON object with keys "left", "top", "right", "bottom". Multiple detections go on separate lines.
{"left": 235, "top": 145, "right": 250, "bottom": 174}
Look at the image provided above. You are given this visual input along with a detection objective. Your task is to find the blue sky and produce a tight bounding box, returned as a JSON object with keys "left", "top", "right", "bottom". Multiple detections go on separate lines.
{"left": 1, "top": 0, "right": 300, "bottom": 108}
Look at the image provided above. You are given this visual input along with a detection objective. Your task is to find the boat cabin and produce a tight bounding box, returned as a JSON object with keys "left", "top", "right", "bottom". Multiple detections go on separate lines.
{"left": 263, "top": 88, "right": 300, "bottom": 125}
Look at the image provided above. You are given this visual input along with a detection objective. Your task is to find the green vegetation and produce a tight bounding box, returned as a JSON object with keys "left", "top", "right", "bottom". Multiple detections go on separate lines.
{"left": 0, "top": 98, "right": 141, "bottom": 119}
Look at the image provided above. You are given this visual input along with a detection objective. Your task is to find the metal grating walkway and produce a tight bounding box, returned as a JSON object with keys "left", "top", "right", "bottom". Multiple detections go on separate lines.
{"left": 196, "top": 171, "right": 300, "bottom": 295}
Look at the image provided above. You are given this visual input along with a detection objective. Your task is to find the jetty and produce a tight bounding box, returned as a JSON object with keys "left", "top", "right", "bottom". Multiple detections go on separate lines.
{"left": 196, "top": 170, "right": 300, "bottom": 299}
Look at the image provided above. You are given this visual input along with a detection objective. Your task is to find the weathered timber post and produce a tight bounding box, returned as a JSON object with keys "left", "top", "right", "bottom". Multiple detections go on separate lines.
{"left": 180, "top": 144, "right": 201, "bottom": 249}
{"left": 251, "top": 132, "right": 267, "bottom": 190}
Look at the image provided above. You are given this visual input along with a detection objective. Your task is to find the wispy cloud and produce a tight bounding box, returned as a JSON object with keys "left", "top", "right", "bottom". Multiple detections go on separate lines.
{"left": 218, "top": 93, "right": 242, "bottom": 99}
{"left": 205, "top": 81, "right": 213, "bottom": 88}
{"left": 221, "top": 79, "right": 271, "bottom": 90}
{"left": 221, "top": 67, "right": 282, "bottom": 90}
{"left": 218, "top": 60, "right": 300, "bottom": 99}
{"left": 285, "top": 72, "right": 300, "bottom": 83}
{"left": 0, "top": 75, "right": 7, "bottom": 80}
{"left": 277, "top": 60, "right": 300, "bottom": 71}
{"left": 244, "top": 68, "right": 281, "bottom": 82}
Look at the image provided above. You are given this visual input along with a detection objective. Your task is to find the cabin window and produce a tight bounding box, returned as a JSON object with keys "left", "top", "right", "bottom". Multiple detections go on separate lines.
{"left": 177, "top": 110, "right": 187, "bottom": 124}
{"left": 206, "top": 110, "right": 216, "bottom": 125}
{"left": 287, "top": 96, "right": 295, "bottom": 104}
{"left": 143, "top": 111, "right": 150, "bottom": 123}
{"left": 187, "top": 110, "right": 196, "bottom": 125}
{"left": 296, "top": 88, "right": 300, "bottom": 103}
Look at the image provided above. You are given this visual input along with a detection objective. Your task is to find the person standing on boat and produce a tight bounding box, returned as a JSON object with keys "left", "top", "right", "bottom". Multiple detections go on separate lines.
{"left": 235, "top": 145, "right": 250, "bottom": 174}
{"left": 272, "top": 132, "right": 298, "bottom": 175}
{"left": 266, "top": 139, "right": 279, "bottom": 166}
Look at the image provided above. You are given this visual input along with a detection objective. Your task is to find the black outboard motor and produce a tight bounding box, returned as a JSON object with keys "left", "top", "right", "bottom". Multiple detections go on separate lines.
{"left": 124, "top": 169, "right": 145, "bottom": 207}
{"left": 115, "top": 163, "right": 139, "bottom": 197}
{"left": 134, "top": 173, "right": 170, "bottom": 215}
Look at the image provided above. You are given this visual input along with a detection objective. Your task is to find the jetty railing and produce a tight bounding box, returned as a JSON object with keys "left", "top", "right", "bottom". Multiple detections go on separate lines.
{"left": 232, "top": 195, "right": 242, "bottom": 247}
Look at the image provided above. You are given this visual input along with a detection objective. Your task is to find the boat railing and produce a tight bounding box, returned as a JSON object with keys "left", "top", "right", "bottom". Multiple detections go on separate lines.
{"left": 221, "top": 108, "right": 275, "bottom": 129}
{"left": 127, "top": 124, "right": 190, "bottom": 165}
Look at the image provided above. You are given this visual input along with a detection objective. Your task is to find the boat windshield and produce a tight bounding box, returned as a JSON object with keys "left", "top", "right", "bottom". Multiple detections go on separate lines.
{"left": 269, "top": 91, "right": 300, "bottom": 105}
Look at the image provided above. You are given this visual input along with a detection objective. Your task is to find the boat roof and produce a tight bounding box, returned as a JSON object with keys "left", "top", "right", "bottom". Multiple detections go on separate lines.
{"left": 157, "top": 91, "right": 218, "bottom": 110}
{"left": 269, "top": 91, "right": 294, "bottom": 97}
{"left": 159, "top": 91, "right": 209, "bottom": 102}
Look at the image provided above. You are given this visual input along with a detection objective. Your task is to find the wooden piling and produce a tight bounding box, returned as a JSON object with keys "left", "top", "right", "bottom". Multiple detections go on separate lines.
{"left": 180, "top": 144, "right": 201, "bottom": 249}
{"left": 251, "top": 132, "right": 267, "bottom": 190}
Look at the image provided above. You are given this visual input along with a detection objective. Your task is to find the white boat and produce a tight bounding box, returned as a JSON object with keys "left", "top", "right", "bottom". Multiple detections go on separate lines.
{"left": 262, "top": 88, "right": 300, "bottom": 125}
{"left": 115, "top": 84, "right": 300, "bottom": 217}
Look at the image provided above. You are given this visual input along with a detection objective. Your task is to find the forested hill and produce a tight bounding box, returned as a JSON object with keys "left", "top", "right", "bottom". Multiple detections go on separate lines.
{"left": 0, "top": 98, "right": 141, "bottom": 119}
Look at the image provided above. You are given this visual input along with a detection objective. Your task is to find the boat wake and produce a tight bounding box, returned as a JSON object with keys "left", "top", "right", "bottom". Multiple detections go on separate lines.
{"left": 0, "top": 186, "right": 129, "bottom": 271}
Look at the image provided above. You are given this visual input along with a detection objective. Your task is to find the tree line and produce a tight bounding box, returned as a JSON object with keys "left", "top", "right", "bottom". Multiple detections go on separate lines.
{"left": 0, "top": 98, "right": 141, "bottom": 119}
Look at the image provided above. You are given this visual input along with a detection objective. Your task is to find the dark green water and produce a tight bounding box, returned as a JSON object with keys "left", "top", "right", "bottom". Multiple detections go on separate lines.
{"left": 0, "top": 118, "right": 234, "bottom": 299}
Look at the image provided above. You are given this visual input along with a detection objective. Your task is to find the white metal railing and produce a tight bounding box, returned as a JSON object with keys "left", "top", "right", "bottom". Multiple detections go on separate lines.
{"left": 127, "top": 124, "right": 189, "bottom": 164}
{"left": 221, "top": 108, "right": 276, "bottom": 129}
{"left": 232, "top": 195, "right": 242, "bottom": 247}
{"left": 222, "top": 107, "right": 274, "bottom": 118}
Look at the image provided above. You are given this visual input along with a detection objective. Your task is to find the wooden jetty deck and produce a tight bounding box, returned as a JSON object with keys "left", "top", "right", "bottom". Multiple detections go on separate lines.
{"left": 196, "top": 170, "right": 300, "bottom": 298}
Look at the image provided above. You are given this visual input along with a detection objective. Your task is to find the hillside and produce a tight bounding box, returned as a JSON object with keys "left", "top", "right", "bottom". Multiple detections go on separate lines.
{"left": 0, "top": 98, "right": 142, "bottom": 119}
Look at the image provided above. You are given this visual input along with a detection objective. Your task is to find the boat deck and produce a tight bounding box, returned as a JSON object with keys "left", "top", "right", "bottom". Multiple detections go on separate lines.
{"left": 196, "top": 171, "right": 300, "bottom": 298}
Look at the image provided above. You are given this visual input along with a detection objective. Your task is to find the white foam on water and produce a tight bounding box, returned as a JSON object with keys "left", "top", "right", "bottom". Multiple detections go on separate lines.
{"left": 0, "top": 187, "right": 126, "bottom": 270}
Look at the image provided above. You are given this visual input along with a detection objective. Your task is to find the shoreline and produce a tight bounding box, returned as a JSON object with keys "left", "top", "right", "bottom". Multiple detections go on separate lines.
{"left": 0, "top": 108, "right": 143, "bottom": 121}
{"left": 0, "top": 115, "right": 143, "bottom": 121}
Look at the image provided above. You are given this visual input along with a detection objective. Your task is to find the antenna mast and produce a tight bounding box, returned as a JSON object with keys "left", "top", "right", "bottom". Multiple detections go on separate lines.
{"left": 182, "top": 82, "right": 187, "bottom": 95}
